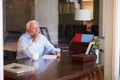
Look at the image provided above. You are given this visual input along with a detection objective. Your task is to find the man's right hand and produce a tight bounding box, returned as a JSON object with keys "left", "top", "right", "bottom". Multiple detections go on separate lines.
{"left": 32, "top": 33, "right": 39, "bottom": 42}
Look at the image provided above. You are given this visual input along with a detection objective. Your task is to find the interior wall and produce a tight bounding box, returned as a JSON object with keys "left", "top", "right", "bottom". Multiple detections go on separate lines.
{"left": 35, "top": 0, "right": 58, "bottom": 44}
{"left": 82, "top": 1, "right": 93, "bottom": 31}
{"left": 5, "top": 0, "right": 35, "bottom": 32}
{"left": 99, "top": 0, "right": 105, "bottom": 36}
{"left": 93, "top": 0, "right": 99, "bottom": 25}
{"left": 3, "top": 0, "right": 35, "bottom": 39}
{"left": 112, "top": 0, "right": 120, "bottom": 79}
{"left": 104, "top": 0, "right": 113, "bottom": 79}
{"left": 3, "top": 0, "right": 8, "bottom": 39}
{"left": 105, "top": 0, "right": 120, "bottom": 79}
{"left": 82, "top": 1, "right": 93, "bottom": 19}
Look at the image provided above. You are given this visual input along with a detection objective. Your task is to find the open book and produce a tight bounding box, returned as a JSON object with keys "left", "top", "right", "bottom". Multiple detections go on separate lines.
{"left": 42, "top": 55, "right": 57, "bottom": 59}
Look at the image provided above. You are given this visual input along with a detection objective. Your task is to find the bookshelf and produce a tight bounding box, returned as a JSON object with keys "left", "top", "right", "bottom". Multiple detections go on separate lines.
{"left": 59, "top": 2, "right": 74, "bottom": 14}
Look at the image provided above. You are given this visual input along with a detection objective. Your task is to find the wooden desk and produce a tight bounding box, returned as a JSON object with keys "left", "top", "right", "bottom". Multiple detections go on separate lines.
{"left": 4, "top": 52, "right": 104, "bottom": 80}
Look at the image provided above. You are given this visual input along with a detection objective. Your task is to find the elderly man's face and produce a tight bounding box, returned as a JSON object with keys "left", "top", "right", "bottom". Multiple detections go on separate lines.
{"left": 28, "top": 22, "right": 40, "bottom": 36}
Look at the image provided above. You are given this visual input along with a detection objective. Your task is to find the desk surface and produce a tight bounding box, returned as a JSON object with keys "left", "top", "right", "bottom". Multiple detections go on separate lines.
{"left": 4, "top": 52, "right": 103, "bottom": 80}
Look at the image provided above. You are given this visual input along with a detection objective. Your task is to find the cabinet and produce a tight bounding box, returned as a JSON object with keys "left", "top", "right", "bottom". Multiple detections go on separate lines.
{"left": 5, "top": 0, "right": 35, "bottom": 32}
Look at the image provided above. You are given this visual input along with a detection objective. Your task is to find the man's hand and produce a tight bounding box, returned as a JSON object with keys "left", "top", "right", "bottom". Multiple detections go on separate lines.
{"left": 32, "top": 32, "right": 39, "bottom": 42}
{"left": 54, "top": 51, "right": 61, "bottom": 57}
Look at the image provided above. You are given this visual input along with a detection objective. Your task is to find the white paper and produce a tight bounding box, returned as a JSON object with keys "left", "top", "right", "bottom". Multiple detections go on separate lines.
{"left": 42, "top": 55, "right": 57, "bottom": 59}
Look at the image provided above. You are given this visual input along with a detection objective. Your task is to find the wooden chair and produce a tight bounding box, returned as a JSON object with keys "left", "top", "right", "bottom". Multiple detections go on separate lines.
{"left": 40, "top": 27, "right": 51, "bottom": 43}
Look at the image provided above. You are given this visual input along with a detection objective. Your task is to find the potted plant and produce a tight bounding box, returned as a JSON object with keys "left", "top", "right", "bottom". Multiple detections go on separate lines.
{"left": 93, "top": 40, "right": 102, "bottom": 63}
{"left": 93, "top": 40, "right": 102, "bottom": 50}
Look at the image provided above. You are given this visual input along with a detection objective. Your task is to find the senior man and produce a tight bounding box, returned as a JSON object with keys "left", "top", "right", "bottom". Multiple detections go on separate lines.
{"left": 16, "top": 20, "right": 60, "bottom": 60}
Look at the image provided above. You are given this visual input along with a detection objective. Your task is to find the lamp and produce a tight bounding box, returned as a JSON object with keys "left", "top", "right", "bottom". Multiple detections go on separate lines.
{"left": 74, "top": 1, "right": 91, "bottom": 21}
{"left": 74, "top": 9, "right": 91, "bottom": 21}
{"left": 74, "top": 8, "right": 91, "bottom": 33}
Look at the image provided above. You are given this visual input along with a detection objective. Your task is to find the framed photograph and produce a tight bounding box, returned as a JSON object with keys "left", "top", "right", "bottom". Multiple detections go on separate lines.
{"left": 85, "top": 42, "right": 95, "bottom": 55}
{"left": 4, "top": 63, "right": 34, "bottom": 76}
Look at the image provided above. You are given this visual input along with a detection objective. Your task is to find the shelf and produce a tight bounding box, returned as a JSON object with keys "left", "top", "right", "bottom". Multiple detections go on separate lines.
{"left": 59, "top": 3, "right": 74, "bottom": 14}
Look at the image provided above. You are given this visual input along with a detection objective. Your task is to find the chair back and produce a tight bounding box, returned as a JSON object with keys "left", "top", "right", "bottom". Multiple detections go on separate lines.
{"left": 40, "top": 27, "right": 51, "bottom": 42}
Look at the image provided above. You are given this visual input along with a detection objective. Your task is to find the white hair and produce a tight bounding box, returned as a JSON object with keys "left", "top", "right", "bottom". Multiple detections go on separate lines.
{"left": 26, "top": 20, "right": 39, "bottom": 30}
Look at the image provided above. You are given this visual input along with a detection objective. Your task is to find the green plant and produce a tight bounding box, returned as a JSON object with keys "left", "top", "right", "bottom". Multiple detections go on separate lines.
{"left": 93, "top": 41, "right": 102, "bottom": 50}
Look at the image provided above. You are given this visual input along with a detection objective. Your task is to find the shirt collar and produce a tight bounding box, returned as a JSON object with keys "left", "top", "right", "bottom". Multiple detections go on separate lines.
{"left": 25, "top": 32, "right": 32, "bottom": 39}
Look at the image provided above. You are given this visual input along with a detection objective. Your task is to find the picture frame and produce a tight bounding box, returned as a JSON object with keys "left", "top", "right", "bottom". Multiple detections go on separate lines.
{"left": 4, "top": 63, "right": 34, "bottom": 77}
{"left": 40, "top": 27, "right": 51, "bottom": 42}
{"left": 85, "top": 42, "right": 95, "bottom": 55}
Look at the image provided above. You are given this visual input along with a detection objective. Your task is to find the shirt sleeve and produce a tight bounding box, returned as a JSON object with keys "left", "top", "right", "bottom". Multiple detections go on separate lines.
{"left": 43, "top": 37, "right": 57, "bottom": 54}
{"left": 17, "top": 37, "right": 38, "bottom": 58}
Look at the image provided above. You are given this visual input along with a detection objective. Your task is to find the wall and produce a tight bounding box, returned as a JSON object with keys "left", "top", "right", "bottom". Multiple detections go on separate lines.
{"left": 3, "top": 0, "right": 8, "bottom": 39}
{"left": 3, "top": 0, "right": 58, "bottom": 43}
{"left": 35, "top": 0, "right": 58, "bottom": 44}
{"left": 104, "top": 0, "right": 113, "bottom": 79}
{"left": 99, "top": 0, "right": 105, "bottom": 36}
{"left": 111, "top": 0, "right": 120, "bottom": 79}
{"left": 82, "top": 1, "right": 93, "bottom": 31}
{"left": 93, "top": 0, "right": 99, "bottom": 25}
{"left": 104, "top": 0, "right": 120, "bottom": 79}
{"left": 5, "top": 0, "right": 35, "bottom": 32}
{"left": 3, "top": 0, "right": 35, "bottom": 39}
{"left": 82, "top": 1, "right": 93, "bottom": 19}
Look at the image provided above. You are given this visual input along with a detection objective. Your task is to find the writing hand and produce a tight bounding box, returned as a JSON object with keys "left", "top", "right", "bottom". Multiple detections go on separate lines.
{"left": 54, "top": 51, "right": 61, "bottom": 57}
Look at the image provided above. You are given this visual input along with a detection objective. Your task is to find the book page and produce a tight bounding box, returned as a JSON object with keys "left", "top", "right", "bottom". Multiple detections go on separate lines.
{"left": 42, "top": 55, "right": 57, "bottom": 59}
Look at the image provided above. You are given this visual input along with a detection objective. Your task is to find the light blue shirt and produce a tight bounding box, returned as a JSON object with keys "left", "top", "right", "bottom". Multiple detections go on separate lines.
{"left": 16, "top": 32, "right": 58, "bottom": 59}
